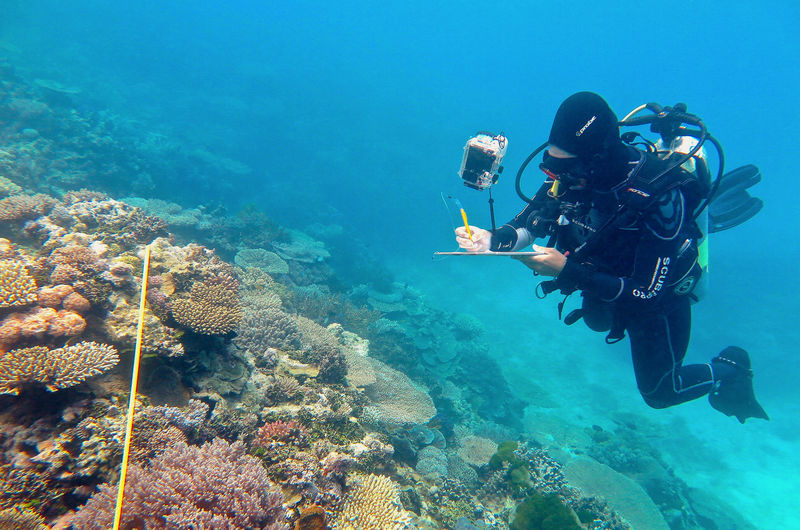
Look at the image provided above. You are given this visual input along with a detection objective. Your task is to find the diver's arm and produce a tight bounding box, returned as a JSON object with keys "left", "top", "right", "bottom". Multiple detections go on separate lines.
{"left": 555, "top": 189, "right": 686, "bottom": 305}
{"left": 490, "top": 181, "right": 553, "bottom": 251}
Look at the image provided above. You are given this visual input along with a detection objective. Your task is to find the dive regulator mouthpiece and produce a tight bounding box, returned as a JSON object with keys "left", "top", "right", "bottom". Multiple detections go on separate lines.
{"left": 459, "top": 133, "right": 507, "bottom": 190}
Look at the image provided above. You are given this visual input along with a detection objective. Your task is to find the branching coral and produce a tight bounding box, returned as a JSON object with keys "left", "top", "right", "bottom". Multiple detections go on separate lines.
{"left": 293, "top": 315, "right": 347, "bottom": 383}
{"left": 254, "top": 419, "right": 308, "bottom": 447}
{"left": 0, "top": 506, "right": 48, "bottom": 529}
{"left": 71, "top": 439, "right": 287, "bottom": 530}
{"left": 0, "top": 341, "right": 119, "bottom": 395}
{"left": 0, "top": 259, "right": 37, "bottom": 307}
{"left": 332, "top": 474, "right": 415, "bottom": 530}
{"left": 48, "top": 245, "right": 107, "bottom": 284}
{"left": 235, "top": 306, "right": 301, "bottom": 354}
{"left": 171, "top": 274, "right": 243, "bottom": 335}
{"left": 0, "top": 193, "right": 56, "bottom": 221}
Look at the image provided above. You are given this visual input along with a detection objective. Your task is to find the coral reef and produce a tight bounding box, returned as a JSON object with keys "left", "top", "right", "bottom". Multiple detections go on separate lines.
{"left": 71, "top": 438, "right": 287, "bottom": 529}
{"left": 171, "top": 273, "right": 243, "bottom": 335}
{"left": 0, "top": 341, "right": 118, "bottom": 395}
{"left": 0, "top": 258, "right": 37, "bottom": 307}
{"left": 332, "top": 474, "right": 416, "bottom": 530}
{"left": 235, "top": 247, "right": 290, "bottom": 275}
{"left": 0, "top": 307, "right": 86, "bottom": 349}
{"left": 0, "top": 506, "right": 48, "bottom": 530}
{"left": 362, "top": 358, "right": 437, "bottom": 429}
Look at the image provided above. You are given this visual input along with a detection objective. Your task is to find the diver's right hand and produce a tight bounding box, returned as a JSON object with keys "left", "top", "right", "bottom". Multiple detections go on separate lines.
{"left": 455, "top": 226, "right": 492, "bottom": 252}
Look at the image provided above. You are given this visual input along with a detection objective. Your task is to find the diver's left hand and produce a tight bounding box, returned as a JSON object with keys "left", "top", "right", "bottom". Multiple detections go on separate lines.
{"left": 512, "top": 244, "right": 566, "bottom": 276}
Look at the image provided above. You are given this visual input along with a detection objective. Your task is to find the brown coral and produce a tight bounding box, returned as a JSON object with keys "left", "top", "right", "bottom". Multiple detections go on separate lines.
{"left": 0, "top": 259, "right": 37, "bottom": 307}
{"left": 0, "top": 193, "right": 57, "bottom": 221}
{"left": 0, "top": 506, "right": 48, "bottom": 529}
{"left": 0, "top": 307, "right": 86, "bottom": 348}
{"left": 0, "top": 341, "right": 119, "bottom": 395}
{"left": 332, "top": 474, "right": 414, "bottom": 530}
{"left": 171, "top": 276, "right": 243, "bottom": 335}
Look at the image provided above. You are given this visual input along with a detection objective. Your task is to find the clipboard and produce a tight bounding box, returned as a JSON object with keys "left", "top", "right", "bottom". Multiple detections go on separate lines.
{"left": 434, "top": 251, "right": 545, "bottom": 256}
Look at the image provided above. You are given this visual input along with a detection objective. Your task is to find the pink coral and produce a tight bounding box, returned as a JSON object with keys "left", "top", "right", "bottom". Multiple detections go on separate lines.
{"left": 0, "top": 307, "right": 86, "bottom": 347}
{"left": 36, "top": 286, "right": 63, "bottom": 307}
{"left": 62, "top": 292, "right": 91, "bottom": 313}
{"left": 70, "top": 439, "right": 287, "bottom": 530}
{"left": 49, "top": 310, "right": 86, "bottom": 336}
{"left": 254, "top": 420, "right": 307, "bottom": 447}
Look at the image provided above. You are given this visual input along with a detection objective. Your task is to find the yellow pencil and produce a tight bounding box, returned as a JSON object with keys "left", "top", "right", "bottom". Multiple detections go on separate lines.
{"left": 460, "top": 208, "right": 473, "bottom": 241}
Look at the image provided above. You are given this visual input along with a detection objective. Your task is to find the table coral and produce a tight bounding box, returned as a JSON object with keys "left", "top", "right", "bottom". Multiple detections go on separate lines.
{"left": 0, "top": 258, "right": 37, "bottom": 307}
{"left": 235, "top": 247, "right": 290, "bottom": 275}
{"left": 361, "top": 358, "right": 436, "bottom": 429}
{"left": 0, "top": 341, "right": 119, "bottom": 395}
{"left": 273, "top": 229, "right": 330, "bottom": 263}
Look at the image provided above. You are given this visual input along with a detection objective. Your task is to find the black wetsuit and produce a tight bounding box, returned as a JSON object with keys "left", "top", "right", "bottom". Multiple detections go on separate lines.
{"left": 491, "top": 147, "right": 717, "bottom": 408}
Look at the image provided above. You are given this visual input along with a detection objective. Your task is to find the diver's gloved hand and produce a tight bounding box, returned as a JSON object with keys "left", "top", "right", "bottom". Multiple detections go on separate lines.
{"left": 455, "top": 226, "right": 491, "bottom": 252}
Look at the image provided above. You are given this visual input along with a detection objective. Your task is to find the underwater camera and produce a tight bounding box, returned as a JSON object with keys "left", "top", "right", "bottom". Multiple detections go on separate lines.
{"left": 458, "top": 132, "right": 507, "bottom": 190}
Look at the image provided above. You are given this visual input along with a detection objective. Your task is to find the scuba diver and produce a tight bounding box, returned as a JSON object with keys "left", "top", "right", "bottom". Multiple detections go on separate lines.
{"left": 455, "top": 91, "right": 768, "bottom": 423}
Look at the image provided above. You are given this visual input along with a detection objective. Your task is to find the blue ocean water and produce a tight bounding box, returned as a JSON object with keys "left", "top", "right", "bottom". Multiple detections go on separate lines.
{"left": 2, "top": 0, "right": 798, "bottom": 527}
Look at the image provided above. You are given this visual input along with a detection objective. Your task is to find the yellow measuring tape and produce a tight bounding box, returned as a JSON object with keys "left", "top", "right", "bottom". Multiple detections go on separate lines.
{"left": 112, "top": 244, "right": 151, "bottom": 530}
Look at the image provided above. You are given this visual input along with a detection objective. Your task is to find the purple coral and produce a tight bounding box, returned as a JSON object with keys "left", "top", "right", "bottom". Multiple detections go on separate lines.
{"left": 70, "top": 438, "right": 287, "bottom": 529}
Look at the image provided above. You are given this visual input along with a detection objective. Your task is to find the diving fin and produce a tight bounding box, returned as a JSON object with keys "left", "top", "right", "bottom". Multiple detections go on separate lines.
{"left": 709, "top": 346, "right": 769, "bottom": 423}
{"left": 708, "top": 165, "right": 763, "bottom": 233}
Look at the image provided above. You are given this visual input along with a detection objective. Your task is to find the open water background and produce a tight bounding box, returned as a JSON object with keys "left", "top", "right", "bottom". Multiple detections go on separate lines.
{"left": 3, "top": 1, "right": 799, "bottom": 526}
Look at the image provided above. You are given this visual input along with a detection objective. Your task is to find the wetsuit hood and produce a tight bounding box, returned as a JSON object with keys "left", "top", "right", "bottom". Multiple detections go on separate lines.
{"left": 548, "top": 91, "right": 620, "bottom": 162}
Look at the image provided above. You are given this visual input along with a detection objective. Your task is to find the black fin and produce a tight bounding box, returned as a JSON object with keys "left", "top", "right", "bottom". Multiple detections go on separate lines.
{"left": 708, "top": 165, "right": 763, "bottom": 233}
{"left": 709, "top": 346, "right": 769, "bottom": 424}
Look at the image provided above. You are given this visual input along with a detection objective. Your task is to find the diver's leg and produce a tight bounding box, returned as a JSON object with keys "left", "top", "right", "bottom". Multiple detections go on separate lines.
{"left": 627, "top": 299, "right": 715, "bottom": 408}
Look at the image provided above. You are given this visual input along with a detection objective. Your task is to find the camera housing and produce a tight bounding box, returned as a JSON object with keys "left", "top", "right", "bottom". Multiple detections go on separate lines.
{"left": 459, "top": 133, "right": 507, "bottom": 190}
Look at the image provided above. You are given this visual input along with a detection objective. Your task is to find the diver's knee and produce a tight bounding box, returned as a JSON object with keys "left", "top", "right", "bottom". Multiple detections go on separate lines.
{"left": 640, "top": 392, "right": 672, "bottom": 409}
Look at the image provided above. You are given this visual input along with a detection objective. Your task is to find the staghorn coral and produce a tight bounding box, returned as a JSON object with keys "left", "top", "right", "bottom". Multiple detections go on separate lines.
{"left": 332, "top": 473, "right": 416, "bottom": 530}
{"left": 171, "top": 275, "right": 243, "bottom": 335}
{"left": 0, "top": 341, "right": 118, "bottom": 395}
{"left": 0, "top": 506, "right": 48, "bottom": 529}
{"left": 0, "top": 259, "right": 37, "bottom": 307}
{"left": 71, "top": 438, "right": 287, "bottom": 530}
{"left": 0, "top": 193, "right": 56, "bottom": 221}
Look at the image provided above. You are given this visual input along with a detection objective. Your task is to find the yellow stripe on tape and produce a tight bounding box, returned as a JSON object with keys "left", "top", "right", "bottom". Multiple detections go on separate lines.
{"left": 113, "top": 244, "right": 151, "bottom": 530}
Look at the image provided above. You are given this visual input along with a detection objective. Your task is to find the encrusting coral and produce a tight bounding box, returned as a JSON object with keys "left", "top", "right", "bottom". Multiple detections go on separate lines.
{"left": 70, "top": 438, "right": 288, "bottom": 530}
{"left": 0, "top": 307, "right": 86, "bottom": 348}
{"left": 0, "top": 341, "right": 119, "bottom": 395}
{"left": 0, "top": 258, "right": 37, "bottom": 307}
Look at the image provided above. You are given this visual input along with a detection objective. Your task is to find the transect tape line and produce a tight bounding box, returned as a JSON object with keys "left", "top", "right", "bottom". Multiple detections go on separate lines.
{"left": 112, "top": 244, "right": 151, "bottom": 530}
